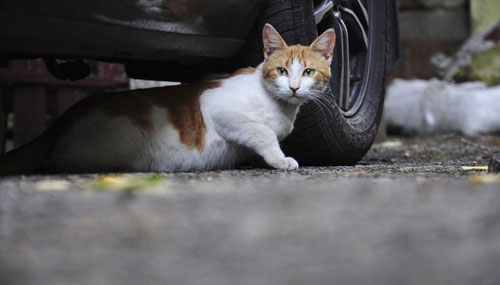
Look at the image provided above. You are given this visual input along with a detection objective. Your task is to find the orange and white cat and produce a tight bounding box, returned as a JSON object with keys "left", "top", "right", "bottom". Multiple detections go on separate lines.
{"left": 0, "top": 24, "right": 335, "bottom": 173}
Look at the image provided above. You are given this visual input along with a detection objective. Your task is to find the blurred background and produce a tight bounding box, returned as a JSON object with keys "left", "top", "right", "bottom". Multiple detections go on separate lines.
{"left": 395, "top": 0, "right": 498, "bottom": 80}
{"left": 382, "top": 0, "right": 500, "bottom": 140}
{"left": 0, "top": 0, "right": 499, "bottom": 153}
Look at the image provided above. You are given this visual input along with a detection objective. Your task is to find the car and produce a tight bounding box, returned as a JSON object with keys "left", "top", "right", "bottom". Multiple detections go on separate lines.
{"left": 0, "top": 0, "right": 401, "bottom": 166}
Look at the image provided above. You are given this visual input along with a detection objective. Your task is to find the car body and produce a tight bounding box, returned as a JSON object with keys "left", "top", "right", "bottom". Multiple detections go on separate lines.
{"left": 0, "top": 0, "right": 400, "bottom": 81}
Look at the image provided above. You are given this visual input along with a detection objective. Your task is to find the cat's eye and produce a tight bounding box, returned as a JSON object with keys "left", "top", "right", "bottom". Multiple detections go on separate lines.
{"left": 303, "top": 68, "right": 315, "bottom": 77}
{"left": 277, "top": 67, "right": 288, "bottom": 76}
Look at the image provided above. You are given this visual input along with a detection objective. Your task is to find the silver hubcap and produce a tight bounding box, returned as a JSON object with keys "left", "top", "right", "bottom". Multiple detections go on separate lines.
{"left": 314, "top": 0, "right": 370, "bottom": 117}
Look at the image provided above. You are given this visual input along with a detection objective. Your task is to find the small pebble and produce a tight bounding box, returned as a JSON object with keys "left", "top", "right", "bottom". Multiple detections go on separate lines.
{"left": 488, "top": 156, "right": 500, "bottom": 173}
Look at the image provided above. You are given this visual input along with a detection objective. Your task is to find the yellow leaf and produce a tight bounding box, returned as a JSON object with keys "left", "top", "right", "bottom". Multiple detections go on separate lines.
{"left": 403, "top": 152, "right": 413, "bottom": 158}
{"left": 36, "top": 180, "right": 70, "bottom": 191}
{"left": 400, "top": 166, "right": 452, "bottom": 171}
{"left": 373, "top": 140, "right": 403, "bottom": 148}
{"left": 469, "top": 174, "right": 500, "bottom": 183}
{"left": 96, "top": 175, "right": 130, "bottom": 189}
{"left": 90, "top": 174, "right": 163, "bottom": 192}
{"left": 461, "top": 166, "right": 488, "bottom": 171}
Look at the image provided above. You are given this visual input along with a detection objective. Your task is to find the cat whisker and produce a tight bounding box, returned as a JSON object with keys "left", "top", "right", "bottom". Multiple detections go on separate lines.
{"left": 309, "top": 96, "right": 336, "bottom": 119}
{"left": 308, "top": 93, "right": 337, "bottom": 119}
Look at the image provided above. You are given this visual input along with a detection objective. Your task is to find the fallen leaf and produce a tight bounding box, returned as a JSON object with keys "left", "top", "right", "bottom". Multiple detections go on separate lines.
{"left": 461, "top": 166, "right": 488, "bottom": 171}
{"left": 469, "top": 174, "right": 500, "bottom": 183}
{"left": 403, "top": 152, "right": 413, "bottom": 158}
{"left": 89, "top": 174, "right": 163, "bottom": 192}
{"left": 36, "top": 180, "right": 70, "bottom": 191}
{"left": 400, "top": 166, "right": 453, "bottom": 171}
{"left": 471, "top": 157, "right": 480, "bottom": 161}
{"left": 373, "top": 140, "right": 403, "bottom": 148}
{"left": 95, "top": 175, "right": 130, "bottom": 189}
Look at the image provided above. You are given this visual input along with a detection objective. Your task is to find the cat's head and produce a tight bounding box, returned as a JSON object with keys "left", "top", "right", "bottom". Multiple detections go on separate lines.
{"left": 261, "top": 23, "right": 335, "bottom": 105}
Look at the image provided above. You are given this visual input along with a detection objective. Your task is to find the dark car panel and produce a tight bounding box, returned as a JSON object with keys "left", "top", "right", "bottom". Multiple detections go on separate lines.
{"left": 0, "top": 0, "right": 263, "bottom": 62}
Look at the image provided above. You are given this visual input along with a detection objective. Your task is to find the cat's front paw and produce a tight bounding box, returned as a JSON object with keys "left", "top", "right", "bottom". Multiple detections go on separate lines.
{"left": 269, "top": 157, "right": 299, "bottom": 170}
{"left": 284, "top": 157, "right": 299, "bottom": 170}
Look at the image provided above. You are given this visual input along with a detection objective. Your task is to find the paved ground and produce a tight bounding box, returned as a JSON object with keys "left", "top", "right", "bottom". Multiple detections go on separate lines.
{"left": 1, "top": 134, "right": 500, "bottom": 285}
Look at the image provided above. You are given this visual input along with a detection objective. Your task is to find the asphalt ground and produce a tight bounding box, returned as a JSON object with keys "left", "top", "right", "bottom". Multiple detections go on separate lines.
{"left": 1, "top": 134, "right": 500, "bottom": 285}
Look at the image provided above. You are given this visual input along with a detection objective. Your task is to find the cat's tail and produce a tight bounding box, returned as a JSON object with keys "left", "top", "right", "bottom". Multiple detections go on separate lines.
{"left": 0, "top": 132, "right": 53, "bottom": 175}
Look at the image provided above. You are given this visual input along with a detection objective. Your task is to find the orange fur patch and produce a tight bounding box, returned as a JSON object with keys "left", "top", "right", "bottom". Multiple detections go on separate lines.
{"left": 149, "top": 81, "right": 220, "bottom": 152}
{"left": 262, "top": 45, "right": 331, "bottom": 84}
{"left": 229, "top": 67, "right": 256, "bottom": 77}
{"left": 100, "top": 81, "right": 220, "bottom": 152}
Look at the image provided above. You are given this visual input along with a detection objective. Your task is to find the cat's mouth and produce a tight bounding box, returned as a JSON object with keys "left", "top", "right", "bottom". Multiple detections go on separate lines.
{"left": 281, "top": 92, "right": 310, "bottom": 105}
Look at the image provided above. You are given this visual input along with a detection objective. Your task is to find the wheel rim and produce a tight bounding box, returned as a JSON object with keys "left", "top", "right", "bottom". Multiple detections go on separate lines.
{"left": 314, "top": 0, "right": 371, "bottom": 117}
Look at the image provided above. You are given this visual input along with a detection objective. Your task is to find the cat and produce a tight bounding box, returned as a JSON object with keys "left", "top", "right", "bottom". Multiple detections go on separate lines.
{"left": 0, "top": 24, "right": 335, "bottom": 174}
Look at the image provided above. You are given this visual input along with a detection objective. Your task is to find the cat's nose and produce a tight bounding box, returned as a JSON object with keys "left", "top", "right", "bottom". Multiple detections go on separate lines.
{"left": 290, "top": 87, "right": 299, "bottom": 95}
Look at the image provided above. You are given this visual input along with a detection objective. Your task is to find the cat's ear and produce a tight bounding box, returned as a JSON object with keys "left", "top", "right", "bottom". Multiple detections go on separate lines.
{"left": 262, "top": 23, "right": 287, "bottom": 58}
{"left": 310, "top": 28, "right": 336, "bottom": 63}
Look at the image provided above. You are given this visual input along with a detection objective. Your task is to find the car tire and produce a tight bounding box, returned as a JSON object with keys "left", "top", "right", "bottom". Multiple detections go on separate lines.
{"left": 239, "top": 0, "right": 387, "bottom": 165}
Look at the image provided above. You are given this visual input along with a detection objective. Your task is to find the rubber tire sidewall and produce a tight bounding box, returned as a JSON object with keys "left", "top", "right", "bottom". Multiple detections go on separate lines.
{"left": 239, "top": 0, "right": 387, "bottom": 166}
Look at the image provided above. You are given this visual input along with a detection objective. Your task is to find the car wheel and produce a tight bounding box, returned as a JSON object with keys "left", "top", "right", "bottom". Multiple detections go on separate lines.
{"left": 240, "top": 0, "right": 387, "bottom": 165}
